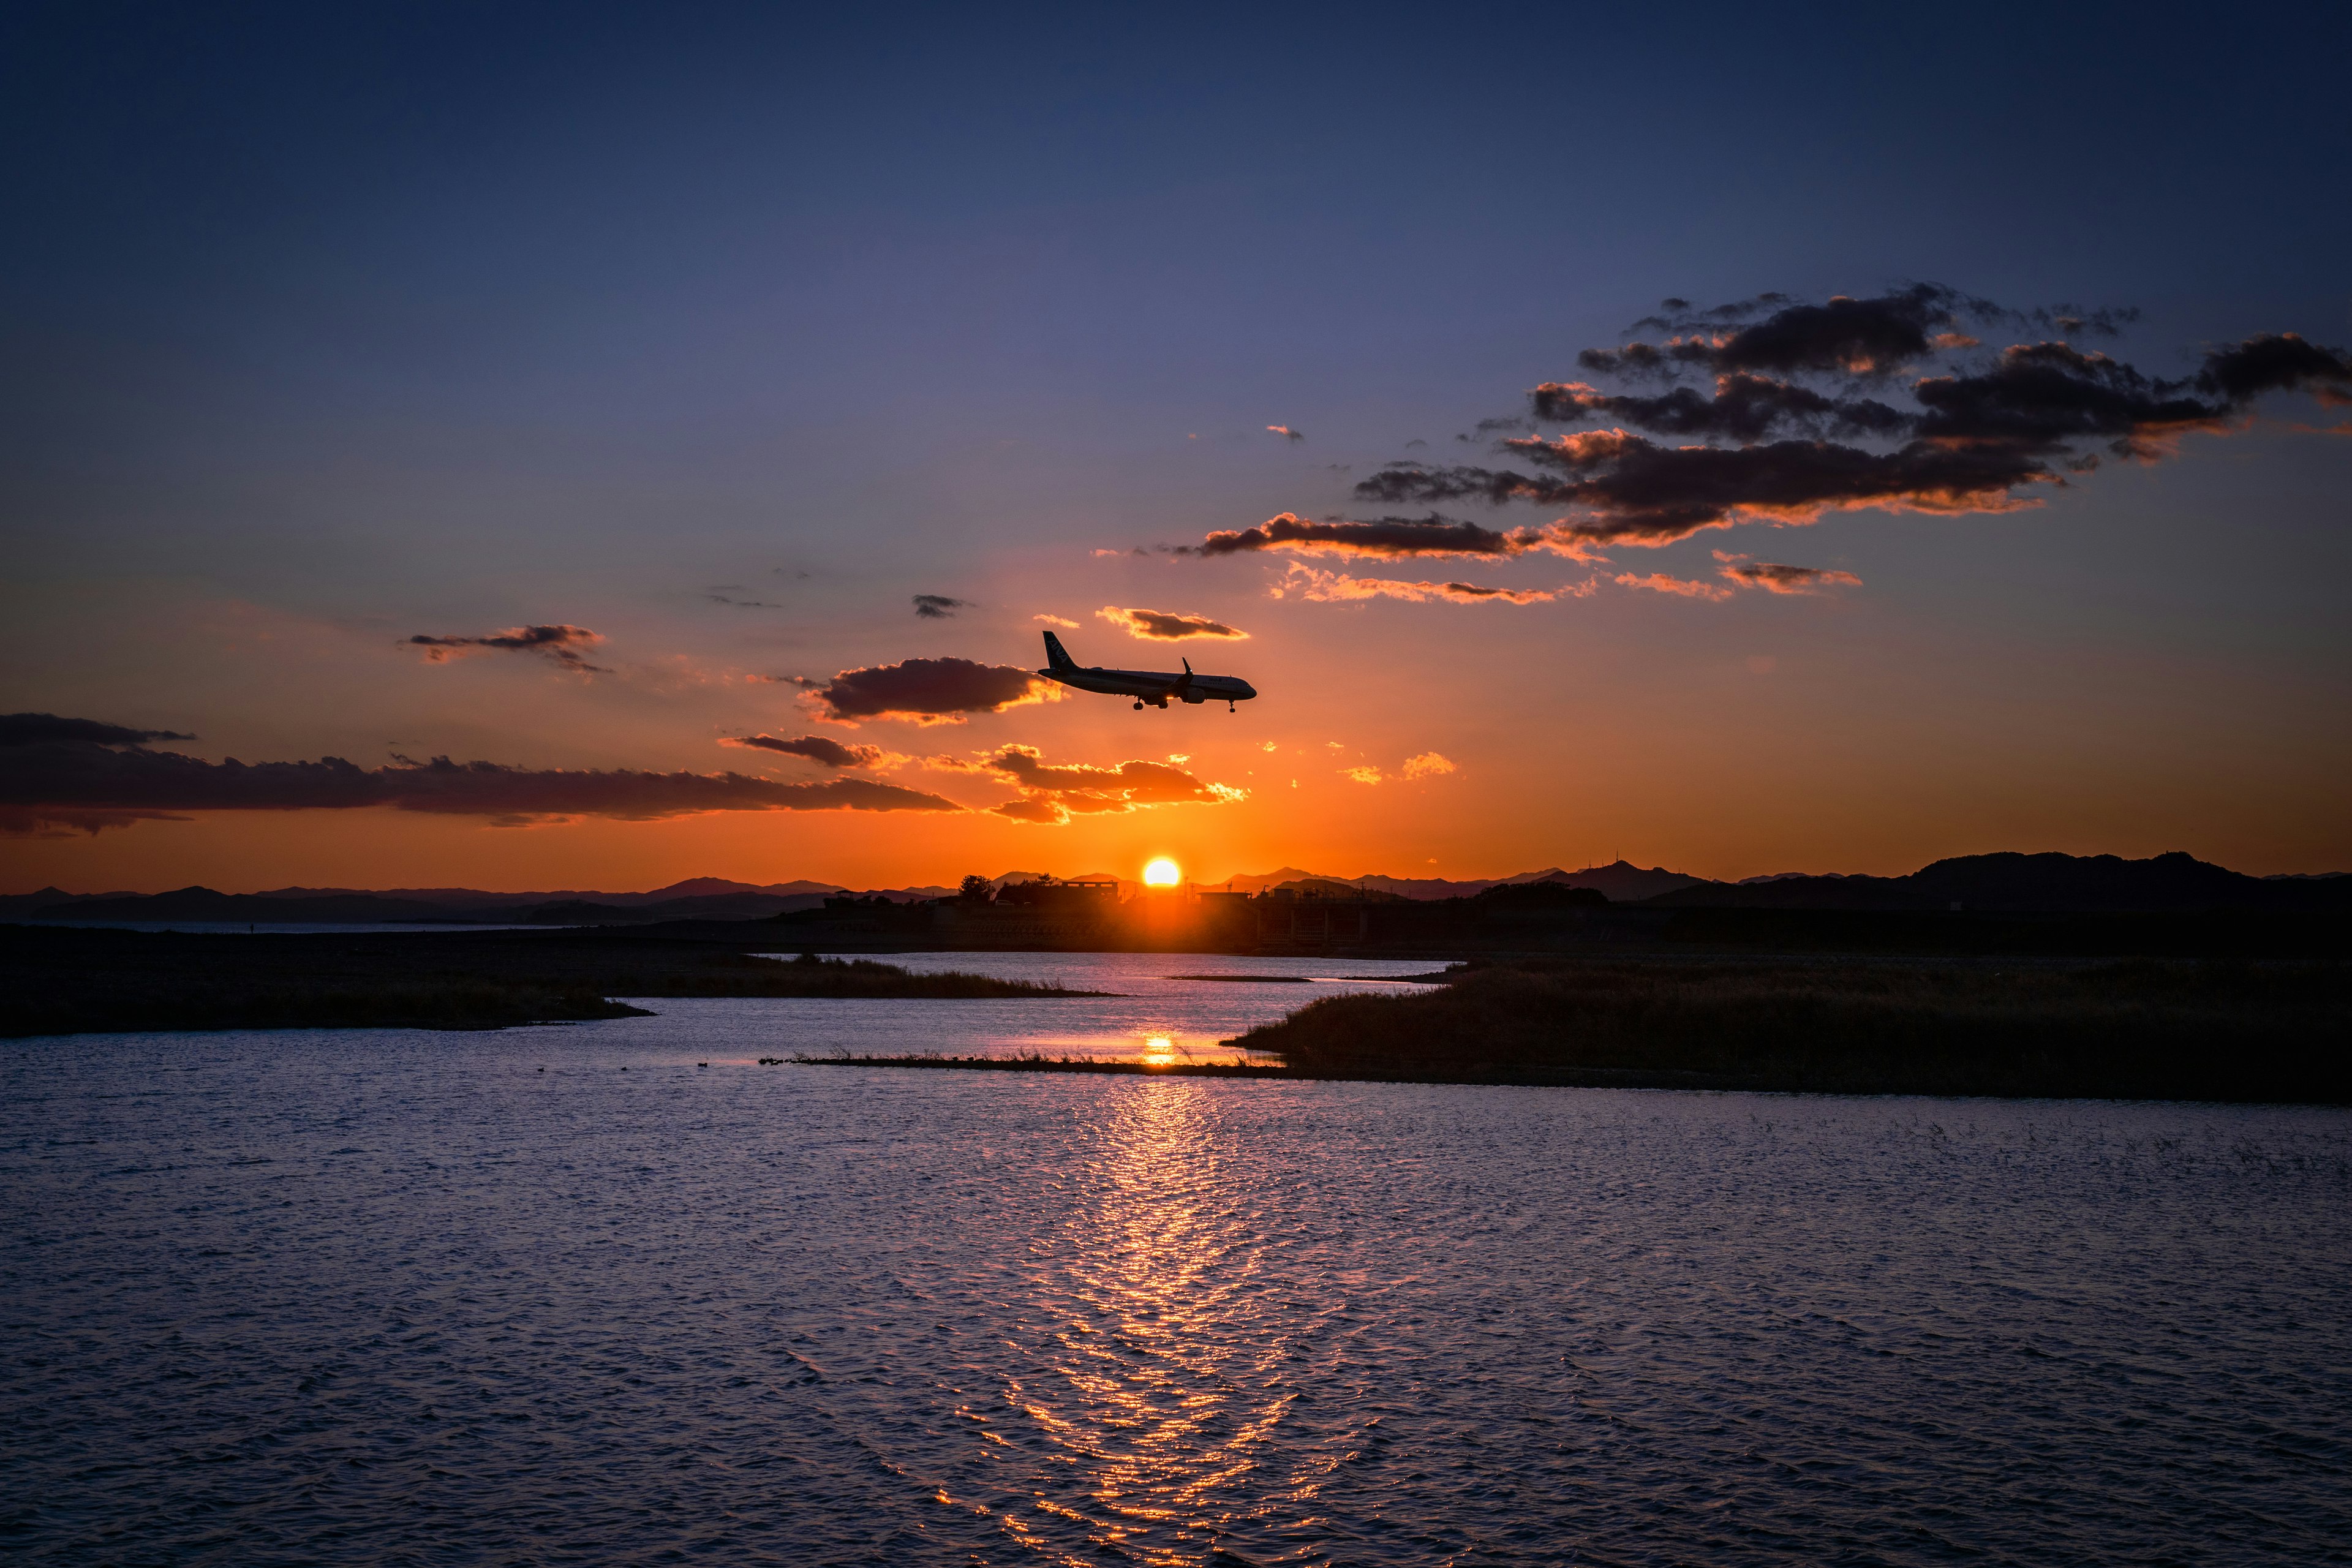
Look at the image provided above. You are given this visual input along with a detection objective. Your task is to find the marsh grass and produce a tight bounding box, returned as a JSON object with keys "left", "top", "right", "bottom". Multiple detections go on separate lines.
{"left": 1231, "top": 957, "right": 2352, "bottom": 1102}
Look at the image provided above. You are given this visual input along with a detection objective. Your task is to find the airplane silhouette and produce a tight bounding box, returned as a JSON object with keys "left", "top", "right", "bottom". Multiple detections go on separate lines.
{"left": 1036, "top": 631, "right": 1258, "bottom": 711}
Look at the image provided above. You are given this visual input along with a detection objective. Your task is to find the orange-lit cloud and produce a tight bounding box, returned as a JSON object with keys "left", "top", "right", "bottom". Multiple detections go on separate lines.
{"left": 1034, "top": 613, "right": 1080, "bottom": 628}
{"left": 1341, "top": 765, "right": 1383, "bottom": 784}
{"left": 1400, "top": 752, "right": 1458, "bottom": 778}
{"left": 1267, "top": 424, "right": 1305, "bottom": 441}
{"left": 1275, "top": 562, "right": 1583, "bottom": 605}
{"left": 974, "top": 744, "right": 1246, "bottom": 826}
{"left": 1614, "top": 572, "right": 1735, "bottom": 601}
{"left": 1096, "top": 605, "right": 1248, "bottom": 640}
{"left": 407, "top": 623, "right": 608, "bottom": 673}
{"left": 797, "top": 657, "right": 1059, "bottom": 726}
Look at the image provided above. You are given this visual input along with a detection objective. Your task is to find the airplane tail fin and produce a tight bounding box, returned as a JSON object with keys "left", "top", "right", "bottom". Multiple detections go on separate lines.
{"left": 1182, "top": 657, "right": 1193, "bottom": 674}
{"left": 1041, "top": 630, "right": 1077, "bottom": 671}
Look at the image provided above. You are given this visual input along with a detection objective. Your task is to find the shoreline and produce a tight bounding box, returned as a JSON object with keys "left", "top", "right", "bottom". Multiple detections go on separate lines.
{"left": 783, "top": 1053, "right": 2351, "bottom": 1104}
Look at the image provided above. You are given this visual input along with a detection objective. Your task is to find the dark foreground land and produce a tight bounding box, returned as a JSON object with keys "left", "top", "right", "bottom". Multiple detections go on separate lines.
{"left": 0, "top": 925, "right": 1098, "bottom": 1036}
{"left": 1229, "top": 956, "right": 2352, "bottom": 1103}
{"left": 11, "top": 921, "right": 2349, "bottom": 1105}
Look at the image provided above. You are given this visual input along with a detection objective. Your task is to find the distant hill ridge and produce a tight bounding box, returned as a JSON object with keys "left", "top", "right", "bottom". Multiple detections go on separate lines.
{"left": 1649, "top": 851, "right": 2352, "bottom": 913}
{"left": 7, "top": 853, "right": 2345, "bottom": 923}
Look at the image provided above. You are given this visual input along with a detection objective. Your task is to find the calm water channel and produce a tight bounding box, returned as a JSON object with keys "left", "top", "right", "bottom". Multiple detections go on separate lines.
{"left": 5, "top": 952, "right": 2348, "bottom": 1564}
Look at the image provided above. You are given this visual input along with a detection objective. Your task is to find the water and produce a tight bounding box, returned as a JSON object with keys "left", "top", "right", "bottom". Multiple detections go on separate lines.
{"left": 783, "top": 951, "right": 1445, "bottom": 1062}
{"left": 5, "top": 956, "right": 2349, "bottom": 1566}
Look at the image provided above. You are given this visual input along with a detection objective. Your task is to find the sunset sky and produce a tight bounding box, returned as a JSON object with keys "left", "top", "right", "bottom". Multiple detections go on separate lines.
{"left": 6, "top": 2, "right": 2349, "bottom": 892}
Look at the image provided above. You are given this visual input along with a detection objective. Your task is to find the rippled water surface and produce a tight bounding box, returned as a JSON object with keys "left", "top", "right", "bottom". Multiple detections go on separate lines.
{"left": 6, "top": 957, "right": 2350, "bottom": 1565}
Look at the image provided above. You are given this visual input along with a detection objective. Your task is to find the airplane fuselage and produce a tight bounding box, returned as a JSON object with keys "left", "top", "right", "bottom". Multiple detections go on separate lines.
{"left": 1037, "top": 631, "right": 1257, "bottom": 709}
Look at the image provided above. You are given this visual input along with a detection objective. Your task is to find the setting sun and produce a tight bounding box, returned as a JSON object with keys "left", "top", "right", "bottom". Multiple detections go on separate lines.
{"left": 1142, "top": 858, "right": 1181, "bottom": 888}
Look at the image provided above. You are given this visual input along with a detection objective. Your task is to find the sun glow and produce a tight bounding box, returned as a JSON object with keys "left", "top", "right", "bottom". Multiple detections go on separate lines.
{"left": 1142, "top": 857, "right": 1181, "bottom": 888}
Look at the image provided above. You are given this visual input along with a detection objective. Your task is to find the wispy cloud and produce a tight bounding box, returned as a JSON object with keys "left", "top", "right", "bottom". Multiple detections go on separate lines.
{"left": 913, "top": 594, "right": 972, "bottom": 619}
{"left": 1034, "top": 613, "right": 1080, "bottom": 628}
{"left": 1274, "top": 562, "right": 1585, "bottom": 605}
{"left": 1, "top": 717, "right": 963, "bottom": 833}
{"left": 1267, "top": 424, "right": 1305, "bottom": 442}
{"left": 1713, "top": 552, "right": 1863, "bottom": 594}
{"left": 1096, "top": 605, "right": 1248, "bottom": 640}
{"left": 720, "top": 733, "right": 895, "bottom": 769}
{"left": 1, "top": 713, "right": 193, "bottom": 747}
{"left": 1613, "top": 572, "right": 1734, "bottom": 601}
{"left": 1400, "top": 752, "right": 1458, "bottom": 778}
{"left": 407, "top": 623, "right": 608, "bottom": 673}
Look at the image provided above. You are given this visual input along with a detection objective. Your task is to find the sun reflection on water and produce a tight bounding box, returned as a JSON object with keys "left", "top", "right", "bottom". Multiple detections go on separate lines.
{"left": 990, "top": 1082, "right": 1314, "bottom": 1564}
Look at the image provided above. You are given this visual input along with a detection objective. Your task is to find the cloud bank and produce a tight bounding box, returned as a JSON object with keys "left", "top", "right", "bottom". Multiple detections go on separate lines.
{"left": 1, "top": 717, "right": 960, "bottom": 834}
{"left": 1346, "top": 288, "right": 2351, "bottom": 553}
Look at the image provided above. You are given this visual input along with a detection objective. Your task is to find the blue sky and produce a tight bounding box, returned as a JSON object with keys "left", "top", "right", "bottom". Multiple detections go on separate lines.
{"left": 4, "top": 1, "right": 2348, "bottom": 888}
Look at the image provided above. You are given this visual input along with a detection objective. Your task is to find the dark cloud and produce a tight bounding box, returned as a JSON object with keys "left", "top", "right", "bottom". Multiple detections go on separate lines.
{"left": 1359, "top": 435, "right": 2047, "bottom": 547}
{"left": 720, "top": 733, "right": 886, "bottom": 768}
{"left": 0, "top": 724, "right": 959, "bottom": 834}
{"left": 1594, "top": 285, "right": 1981, "bottom": 379}
{"left": 0, "top": 712, "right": 193, "bottom": 747}
{"left": 2194, "top": 332, "right": 2352, "bottom": 405}
{"left": 1344, "top": 294, "right": 2352, "bottom": 552}
{"left": 1096, "top": 606, "right": 1248, "bottom": 640}
{"left": 977, "top": 745, "right": 1245, "bottom": 826}
{"left": 913, "top": 594, "right": 972, "bottom": 619}
{"left": 1170, "top": 511, "right": 1551, "bottom": 560}
{"left": 1266, "top": 424, "right": 1305, "bottom": 441}
{"left": 707, "top": 594, "right": 780, "bottom": 608}
{"left": 1910, "top": 343, "right": 2234, "bottom": 461}
{"left": 800, "top": 658, "right": 1054, "bottom": 725}
{"left": 1532, "top": 374, "right": 1909, "bottom": 441}
{"left": 407, "top": 624, "right": 608, "bottom": 672}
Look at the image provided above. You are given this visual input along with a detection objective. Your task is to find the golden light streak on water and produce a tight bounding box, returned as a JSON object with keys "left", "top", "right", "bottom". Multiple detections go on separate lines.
{"left": 990, "top": 1082, "right": 1310, "bottom": 1564}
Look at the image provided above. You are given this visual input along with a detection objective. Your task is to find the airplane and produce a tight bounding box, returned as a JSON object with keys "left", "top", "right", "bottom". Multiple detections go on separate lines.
{"left": 1037, "top": 631, "right": 1259, "bottom": 711}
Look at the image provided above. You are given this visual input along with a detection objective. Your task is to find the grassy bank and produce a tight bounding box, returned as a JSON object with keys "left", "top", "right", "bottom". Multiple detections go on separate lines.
{"left": 1228, "top": 957, "right": 2352, "bottom": 1102}
{"left": 793, "top": 1054, "right": 1294, "bottom": 1077}
{"left": 1, "top": 927, "right": 1101, "bottom": 1037}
